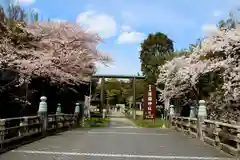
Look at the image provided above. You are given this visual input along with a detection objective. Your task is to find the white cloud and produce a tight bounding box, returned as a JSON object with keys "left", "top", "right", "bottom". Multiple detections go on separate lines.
{"left": 76, "top": 11, "right": 117, "bottom": 39}
{"left": 117, "top": 25, "right": 145, "bottom": 44}
{"left": 213, "top": 10, "right": 222, "bottom": 17}
{"left": 15, "top": 0, "right": 35, "bottom": 6}
{"left": 201, "top": 24, "right": 218, "bottom": 33}
{"left": 117, "top": 31, "right": 145, "bottom": 44}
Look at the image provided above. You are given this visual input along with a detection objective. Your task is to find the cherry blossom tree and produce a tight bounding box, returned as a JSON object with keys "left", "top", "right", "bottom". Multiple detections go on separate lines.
{"left": 157, "top": 24, "right": 240, "bottom": 121}
{"left": 0, "top": 5, "right": 113, "bottom": 117}
{"left": 0, "top": 11, "right": 112, "bottom": 85}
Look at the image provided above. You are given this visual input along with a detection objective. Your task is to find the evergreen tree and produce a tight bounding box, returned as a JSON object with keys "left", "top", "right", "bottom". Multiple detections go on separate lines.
{"left": 139, "top": 32, "right": 174, "bottom": 84}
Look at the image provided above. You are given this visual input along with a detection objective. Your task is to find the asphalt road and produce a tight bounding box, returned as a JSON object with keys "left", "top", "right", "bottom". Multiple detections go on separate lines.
{"left": 0, "top": 115, "right": 234, "bottom": 160}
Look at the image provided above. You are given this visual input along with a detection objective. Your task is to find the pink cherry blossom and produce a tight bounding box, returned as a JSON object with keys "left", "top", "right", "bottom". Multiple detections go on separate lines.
{"left": 157, "top": 24, "right": 240, "bottom": 107}
{"left": 0, "top": 19, "right": 113, "bottom": 85}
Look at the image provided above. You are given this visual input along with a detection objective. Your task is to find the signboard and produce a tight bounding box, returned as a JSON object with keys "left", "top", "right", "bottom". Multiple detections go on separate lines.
{"left": 143, "top": 85, "right": 156, "bottom": 119}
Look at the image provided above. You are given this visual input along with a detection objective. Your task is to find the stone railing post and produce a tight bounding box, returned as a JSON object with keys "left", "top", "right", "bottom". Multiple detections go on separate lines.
{"left": 74, "top": 103, "right": 80, "bottom": 127}
{"left": 214, "top": 122, "right": 221, "bottom": 149}
{"left": 237, "top": 127, "right": 240, "bottom": 157}
{"left": 38, "top": 96, "right": 48, "bottom": 136}
{"left": 19, "top": 117, "right": 28, "bottom": 136}
{"left": 169, "top": 105, "right": 175, "bottom": 128}
{"left": 197, "top": 100, "right": 207, "bottom": 140}
{"left": 75, "top": 103, "right": 80, "bottom": 114}
{"left": 189, "top": 105, "right": 196, "bottom": 118}
{"left": 102, "top": 109, "right": 106, "bottom": 118}
{"left": 56, "top": 103, "right": 61, "bottom": 115}
{"left": 0, "top": 119, "right": 5, "bottom": 151}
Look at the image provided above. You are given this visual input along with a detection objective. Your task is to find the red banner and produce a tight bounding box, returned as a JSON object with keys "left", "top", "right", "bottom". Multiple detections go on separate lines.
{"left": 143, "top": 85, "right": 156, "bottom": 119}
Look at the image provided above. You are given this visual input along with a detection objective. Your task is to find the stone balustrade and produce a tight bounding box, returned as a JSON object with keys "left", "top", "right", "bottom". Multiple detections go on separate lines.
{"left": 170, "top": 100, "right": 240, "bottom": 158}
{"left": 0, "top": 96, "right": 83, "bottom": 153}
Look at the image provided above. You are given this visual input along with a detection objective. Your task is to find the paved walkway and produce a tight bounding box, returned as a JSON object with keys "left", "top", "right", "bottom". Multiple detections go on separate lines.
{"left": 0, "top": 114, "right": 234, "bottom": 160}
{"left": 108, "top": 111, "right": 137, "bottom": 128}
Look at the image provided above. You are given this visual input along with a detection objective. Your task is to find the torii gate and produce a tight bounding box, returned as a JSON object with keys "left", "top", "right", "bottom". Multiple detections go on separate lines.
{"left": 91, "top": 74, "right": 145, "bottom": 119}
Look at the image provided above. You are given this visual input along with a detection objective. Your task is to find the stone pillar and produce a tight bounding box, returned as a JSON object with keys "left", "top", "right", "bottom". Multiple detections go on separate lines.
{"left": 0, "top": 119, "right": 5, "bottom": 151}
{"left": 74, "top": 103, "right": 80, "bottom": 127}
{"left": 169, "top": 105, "right": 175, "bottom": 128}
{"left": 169, "top": 105, "right": 175, "bottom": 115}
{"left": 197, "top": 100, "right": 207, "bottom": 140}
{"left": 102, "top": 109, "right": 106, "bottom": 118}
{"left": 56, "top": 103, "right": 61, "bottom": 115}
{"left": 19, "top": 117, "right": 28, "bottom": 136}
{"left": 237, "top": 128, "right": 240, "bottom": 157}
{"left": 189, "top": 106, "right": 196, "bottom": 118}
{"left": 75, "top": 103, "right": 80, "bottom": 114}
{"left": 38, "top": 96, "right": 48, "bottom": 136}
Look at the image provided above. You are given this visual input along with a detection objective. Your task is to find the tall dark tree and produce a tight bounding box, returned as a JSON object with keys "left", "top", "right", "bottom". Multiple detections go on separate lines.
{"left": 139, "top": 32, "right": 174, "bottom": 84}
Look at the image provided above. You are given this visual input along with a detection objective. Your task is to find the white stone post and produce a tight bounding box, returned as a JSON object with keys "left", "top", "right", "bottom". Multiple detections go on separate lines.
{"left": 75, "top": 103, "right": 80, "bottom": 114}
{"left": 169, "top": 105, "right": 175, "bottom": 116}
{"left": 56, "top": 103, "right": 61, "bottom": 114}
{"left": 190, "top": 106, "right": 196, "bottom": 118}
{"left": 74, "top": 103, "right": 80, "bottom": 127}
{"left": 169, "top": 105, "right": 175, "bottom": 128}
{"left": 198, "top": 100, "right": 207, "bottom": 117}
{"left": 197, "top": 100, "right": 207, "bottom": 140}
{"left": 38, "top": 96, "right": 48, "bottom": 136}
{"left": 102, "top": 109, "right": 106, "bottom": 118}
{"left": 0, "top": 119, "right": 5, "bottom": 151}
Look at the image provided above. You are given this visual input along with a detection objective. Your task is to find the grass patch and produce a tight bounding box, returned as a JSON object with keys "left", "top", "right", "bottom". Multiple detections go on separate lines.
{"left": 83, "top": 117, "right": 110, "bottom": 128}
{"left": 131, "top": 116, "right": 169, "bottom": 128}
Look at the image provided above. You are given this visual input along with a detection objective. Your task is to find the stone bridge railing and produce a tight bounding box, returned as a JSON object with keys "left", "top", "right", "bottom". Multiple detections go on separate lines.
{"left": 169, "top": 100, "right": 240, "bottom": 158}
{"left": 0, "top": 96, "right": 83, "bottom": 153}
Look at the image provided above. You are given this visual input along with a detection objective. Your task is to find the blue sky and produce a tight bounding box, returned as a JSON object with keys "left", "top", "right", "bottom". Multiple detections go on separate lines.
{"left": 3, "top": 0, "right": 240, "bottom": 76}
